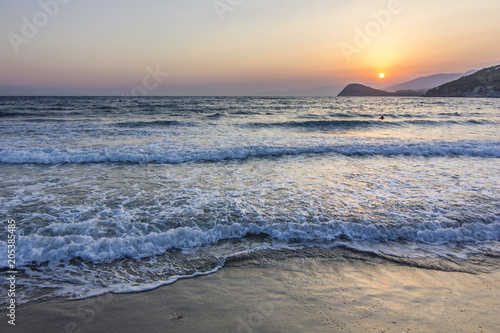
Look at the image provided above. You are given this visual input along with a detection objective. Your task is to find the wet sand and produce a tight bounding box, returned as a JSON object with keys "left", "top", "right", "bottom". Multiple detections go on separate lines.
{"left": 3, "top": 248, "right": 500, "bottom": 333}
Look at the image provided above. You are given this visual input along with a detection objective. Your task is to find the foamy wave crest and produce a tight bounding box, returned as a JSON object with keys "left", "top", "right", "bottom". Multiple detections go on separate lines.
{"left": 0, "top": 140, "right": 499, "bottom": 164}
{"left": 2, "top": 219, "right": 499, "bottom": 268}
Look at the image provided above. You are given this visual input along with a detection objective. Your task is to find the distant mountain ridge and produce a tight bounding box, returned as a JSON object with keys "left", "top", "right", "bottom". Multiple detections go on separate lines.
{"left": 386, "top": 70, "right": 477, "bottom": 92}
{"left": 337, "top": 84, "right": 392, "bottom": 97}
{"left": 337, "top": 84, "right": 422, "bottom": 97}
{"left": 256, "top": 66, "right": 497, "bottom": 97}
{"left": 425, "top": 65, "right": 500, "bottom": 97}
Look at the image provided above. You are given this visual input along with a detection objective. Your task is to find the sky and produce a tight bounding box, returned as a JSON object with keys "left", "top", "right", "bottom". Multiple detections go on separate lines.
{"left": 0, "top": 0, "right": 499, "bottom": 96}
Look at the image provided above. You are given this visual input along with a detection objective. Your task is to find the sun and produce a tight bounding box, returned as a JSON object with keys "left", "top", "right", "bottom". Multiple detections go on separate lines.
{"left": 379, "top": 73, "right": 385, "bottom": 79}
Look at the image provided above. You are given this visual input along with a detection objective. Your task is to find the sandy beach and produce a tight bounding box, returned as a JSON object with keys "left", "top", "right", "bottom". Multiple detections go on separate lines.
{"left": 3, "top": 247, "right": 499, "bottom": 333}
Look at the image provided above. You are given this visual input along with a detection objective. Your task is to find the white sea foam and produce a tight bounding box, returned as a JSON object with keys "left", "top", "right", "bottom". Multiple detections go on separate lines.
{"left": 1, "top": 219, "right": 499, "bottom": 269}
{"left": 0, "top": 140, "right": 499, "bottom": 164}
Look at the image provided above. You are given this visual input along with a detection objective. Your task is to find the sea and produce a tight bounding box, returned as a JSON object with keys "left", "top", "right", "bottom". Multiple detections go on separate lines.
{"left": 1, "top": 96, "right": 499, "bottom": 305}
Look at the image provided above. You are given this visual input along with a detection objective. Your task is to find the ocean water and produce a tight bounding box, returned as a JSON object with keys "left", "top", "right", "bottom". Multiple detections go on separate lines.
{"left": 1, "top": 96, "right": 499, "bottom": 305}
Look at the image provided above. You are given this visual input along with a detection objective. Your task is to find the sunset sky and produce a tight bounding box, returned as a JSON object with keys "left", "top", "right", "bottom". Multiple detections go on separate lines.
{"left": 1, "top": 0, "right": 499, "bottom": 96}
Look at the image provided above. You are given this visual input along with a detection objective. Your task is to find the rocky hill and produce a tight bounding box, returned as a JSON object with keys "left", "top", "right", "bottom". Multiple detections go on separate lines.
{"left": 425, "top": 65, "right": 500, "bottom": 97}
{"left": 337, "top": 84, "right": 422, "bottom": 97}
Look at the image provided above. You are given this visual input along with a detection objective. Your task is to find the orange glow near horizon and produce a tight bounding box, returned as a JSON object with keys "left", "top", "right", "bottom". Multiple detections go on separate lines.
{"left": 1, "top": 1, "right": 499, "bottom": 95}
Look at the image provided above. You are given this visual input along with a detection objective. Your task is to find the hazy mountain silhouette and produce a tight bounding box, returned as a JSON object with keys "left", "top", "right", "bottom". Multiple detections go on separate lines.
{"left": 337, "top": 84, "right": 422, "bottom": 97}
{"left": 338, "top": 84, "right": 394, "bottom": 96}
{"left": 386, "top": 70, "right": 477, "bottom": 92}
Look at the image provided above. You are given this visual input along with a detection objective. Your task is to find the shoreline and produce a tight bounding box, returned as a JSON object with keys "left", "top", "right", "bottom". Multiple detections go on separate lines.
{"left": 2, "top": 247, "right": 499, "bottom": 333}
